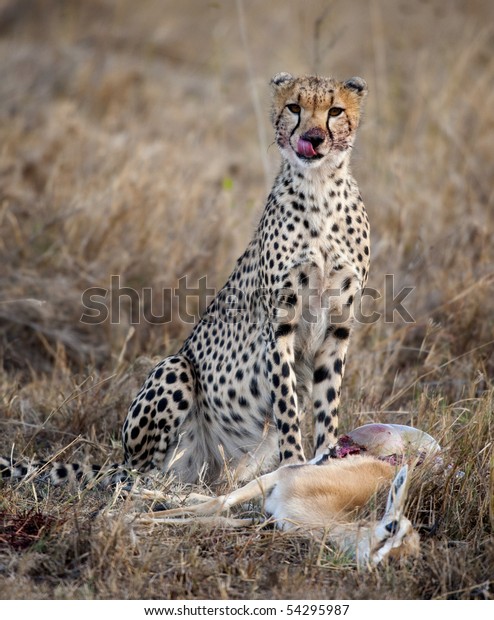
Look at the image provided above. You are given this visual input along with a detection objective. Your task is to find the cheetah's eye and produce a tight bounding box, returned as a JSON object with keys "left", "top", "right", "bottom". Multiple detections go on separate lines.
{"left": 328, "top": 107, "right": 344, "bottom": 117}
{"left": 287, "top": 103, "right": 301, "bottom": 114}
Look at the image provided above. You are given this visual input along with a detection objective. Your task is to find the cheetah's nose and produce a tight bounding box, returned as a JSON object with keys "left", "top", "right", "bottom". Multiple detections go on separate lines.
{"left": 297, "top": 129, "right": 326, "bottom": 158}
{"left": 301, "top": 129, "right": 325, "bottom": 149}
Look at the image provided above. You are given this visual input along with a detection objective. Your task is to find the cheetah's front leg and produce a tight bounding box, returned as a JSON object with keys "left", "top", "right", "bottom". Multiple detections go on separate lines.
{"left": 269, "top": 287, "right": 306, "bottom": 465}
{"left": 312, "top": 267, "right": 361, "bottom": 455}
{"left": 312, "top": 325, "right": 351, "bottom": 454}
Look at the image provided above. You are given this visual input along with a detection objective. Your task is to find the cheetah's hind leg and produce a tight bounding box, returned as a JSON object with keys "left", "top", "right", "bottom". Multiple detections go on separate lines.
{"left": 123, "top": 355, "right": 196, "bottom": 474}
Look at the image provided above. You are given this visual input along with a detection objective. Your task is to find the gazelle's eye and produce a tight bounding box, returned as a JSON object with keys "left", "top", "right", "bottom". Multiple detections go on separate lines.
{"left": 287, "top": 103, "right": 301, "bottom": 114}
{"left": 328, "top": 107, "right": 344, "bottom": 117}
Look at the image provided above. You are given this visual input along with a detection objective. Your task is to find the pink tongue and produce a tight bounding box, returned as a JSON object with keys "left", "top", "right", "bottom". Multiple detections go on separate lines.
{"left": 297, "top": 138, "right": 317, "bottom": 158}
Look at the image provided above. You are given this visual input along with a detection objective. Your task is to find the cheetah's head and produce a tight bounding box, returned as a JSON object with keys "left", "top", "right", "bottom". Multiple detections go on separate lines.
{"left": 270, "top": 73, "right": 367, "bottom": 171}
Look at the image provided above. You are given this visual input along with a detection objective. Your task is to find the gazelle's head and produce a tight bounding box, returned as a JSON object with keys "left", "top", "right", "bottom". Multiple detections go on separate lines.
{"left": 359, "top": 465, "right": 420, "bottom": 567}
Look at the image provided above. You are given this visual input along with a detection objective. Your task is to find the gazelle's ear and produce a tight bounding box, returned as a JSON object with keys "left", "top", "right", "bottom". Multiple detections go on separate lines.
{"left": 384, "top": 464, "right": 409, "bottom": 517}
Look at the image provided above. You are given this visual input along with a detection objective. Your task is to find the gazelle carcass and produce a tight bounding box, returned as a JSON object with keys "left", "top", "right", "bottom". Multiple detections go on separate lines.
{"left": 134, "top": 424, "right": 439, "bottom": 567}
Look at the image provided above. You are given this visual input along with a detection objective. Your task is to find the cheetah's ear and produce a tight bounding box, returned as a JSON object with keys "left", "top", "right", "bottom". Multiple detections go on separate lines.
{"left": 344, "top": 77, "right": 368, "bottom": 97}
{"left": 270, "top": 72, "right": 294, "bottom": 88}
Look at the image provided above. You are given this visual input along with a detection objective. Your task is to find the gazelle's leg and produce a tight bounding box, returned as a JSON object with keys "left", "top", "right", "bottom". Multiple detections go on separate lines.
{"left": 130, "top": 489, "right": 213, "bottom": 504}
{"left": 136, "top": 516, "right": 255, "bottom": 527}
{"left": 143, "top": 470, "right": 281, "bottom": 519}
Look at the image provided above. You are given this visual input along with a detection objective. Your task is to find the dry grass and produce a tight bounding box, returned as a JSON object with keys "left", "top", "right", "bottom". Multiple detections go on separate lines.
{"left": 0, "top": 0, "right": 493, "bottom": 600}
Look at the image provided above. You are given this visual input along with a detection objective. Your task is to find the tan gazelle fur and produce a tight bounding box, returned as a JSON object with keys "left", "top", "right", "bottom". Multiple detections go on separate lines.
{"left": 136, "top": 456, "right": 420, "bottom": 568}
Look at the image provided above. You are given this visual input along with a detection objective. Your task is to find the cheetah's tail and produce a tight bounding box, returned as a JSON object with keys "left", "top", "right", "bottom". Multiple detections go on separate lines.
{"left": 0, "top": 455, "right": 131, "bottom": 487}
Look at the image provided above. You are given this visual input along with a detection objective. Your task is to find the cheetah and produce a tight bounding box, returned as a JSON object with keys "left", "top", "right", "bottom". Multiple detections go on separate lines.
{"left": 1, "top": 72, "right": 370, "bottom": 487}
{"left": 122, "top": 72, "right": 370, "bottom": 483}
